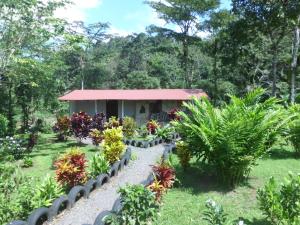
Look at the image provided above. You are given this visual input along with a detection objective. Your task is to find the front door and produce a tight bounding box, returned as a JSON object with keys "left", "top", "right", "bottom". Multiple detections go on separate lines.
{"left": 106, "top": 100, "right": 118, "bottom": 119}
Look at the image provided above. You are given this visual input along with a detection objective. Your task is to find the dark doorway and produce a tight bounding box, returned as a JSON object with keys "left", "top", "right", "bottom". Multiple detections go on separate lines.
{"left": 106, "top": 100, "right": 118, "bottom": 119}
{"left": 149, "top": 100, "right": 162, "bottom": 114}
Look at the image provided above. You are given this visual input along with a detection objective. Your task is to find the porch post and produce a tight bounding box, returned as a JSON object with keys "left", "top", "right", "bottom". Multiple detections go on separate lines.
{"left": 121, "top": 100, "right": 124, "bottom": 118}
{"left": 94, "top": 100, "right": 98, "bottom": 114}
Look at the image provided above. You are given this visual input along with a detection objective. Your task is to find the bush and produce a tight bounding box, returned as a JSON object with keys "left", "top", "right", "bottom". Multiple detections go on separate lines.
{"left": 105, "top": 116, "right": 122, "bottom": 129}
{"left": 89, "top": 152, "right": 110, "bottom": 178}
{"left": 257, "top": 173, "right": 300, "bottom": 224}
{"left": 22, "top": 156, "right": 33, "bottom": 168}
{"left": 156, "top": 124, "right": 175, "bottom": 142}
{"left": 203, "top": 199, "right": 244, "bottom": 225}
{"left": 0, "top": 136, "right": 27, "bottom": 160}
{"left": 106, "top": 184, "right": 159, "bottom": 225}
{"left": 174, "top": 88, "right": 290, "bottom": 187}
{"left": 90, "top": 113, "right": 106, "bottom": 131}
{"left": 0, "top": 114, "right": 8, "bottom": 137}
{"left": 146, "top": 120, "right": 159, "bottom": 134}
{"left": 89, "top": 129, "right": 103, "bottom": 145}
{"left": 55, "top": 148, "right": 87, "bottom": 188}
{"left": 31, "top": 175, "right": 63, "bottom": 209}
{"left": 168, "top": 108, "right": 180, "bottom": 121}
{"left": 102, "top": 127, "right": 126, "bottom": 164}
{"left": 122, "top": 117, "right": 137, "bottom": 138}
{"left": 71, "top": 112, "right": 92, "bottom": 140}
{"left": 152, "top": 162, "right": 176, "bottom": 189}
{"left": 176, "top": 141, "right": 191, "bottom": 170}
{"left": 53, "top": 116, "right": 71, "bottom": 141}
{"left": 147, "top": 179, "right": 165, "bottom": 202}
{"left": 288, "top": 104, "right": 300, "bottom": 155}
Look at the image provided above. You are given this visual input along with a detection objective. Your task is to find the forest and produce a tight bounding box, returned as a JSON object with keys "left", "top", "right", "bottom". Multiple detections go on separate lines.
{"left": 0, "top": 0, "right": 299, "bottom": 134}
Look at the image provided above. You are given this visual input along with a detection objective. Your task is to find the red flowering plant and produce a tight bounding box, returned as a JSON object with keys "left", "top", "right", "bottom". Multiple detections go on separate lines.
{"left": 168, "top": 108, "right": 181, "bottom": 121}
{"left": 151, "top": 162, "right": 176, "bottom": 189}
{"left": 53, "top": 116, "right": 71, "bottom": 141}
{"left": 71, "top": 112, "right": 92, "bottom": 140}
{"left": 55, "top": 148, "right": 87, "bottom": 188}
{"left": 146, "top": 120, "right": 160, "bottom": 135}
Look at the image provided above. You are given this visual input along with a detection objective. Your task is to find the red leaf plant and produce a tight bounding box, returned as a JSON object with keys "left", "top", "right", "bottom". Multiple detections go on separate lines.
{"left": 146, "top": 120, "right": 159, "bottom": 134}
{"left": 168, "top": 108, "right": 181, "bottom": 121}
{"left": 151, "top": 163, "right": 176, "bottom": 189}
{"left": 55, "top": 148, "right": 87, "bottom": 188}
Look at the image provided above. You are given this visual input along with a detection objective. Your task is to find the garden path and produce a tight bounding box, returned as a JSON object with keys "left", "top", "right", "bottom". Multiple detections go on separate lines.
{"left": 48, "top": 144, "right": 166, "bottom": 225}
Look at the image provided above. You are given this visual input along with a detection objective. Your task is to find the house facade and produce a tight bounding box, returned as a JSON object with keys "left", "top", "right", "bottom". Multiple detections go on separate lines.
{"left": 59, "top": 89, "right": 207, "bottom": 124}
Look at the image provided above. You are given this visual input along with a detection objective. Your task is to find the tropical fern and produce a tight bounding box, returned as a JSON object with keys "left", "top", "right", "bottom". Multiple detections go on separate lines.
{"left": 174, "top": 88, "right": 291, "bottom": 187}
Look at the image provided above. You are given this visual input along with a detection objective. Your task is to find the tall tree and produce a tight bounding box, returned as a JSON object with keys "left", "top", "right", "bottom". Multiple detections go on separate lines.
{"left": 232, "top": 0, "right": 300, "bottom": 97}
{"left": 147, "top": 0, "right": 219, "bottom": 88}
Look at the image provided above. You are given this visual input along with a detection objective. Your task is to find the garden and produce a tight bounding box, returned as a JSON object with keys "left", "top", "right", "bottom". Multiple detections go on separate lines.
{"left": 94, "top": 89, "right": 300, "bottom": 225}
{"left": 0, "top": 107, "right": 178, "bottom": 225}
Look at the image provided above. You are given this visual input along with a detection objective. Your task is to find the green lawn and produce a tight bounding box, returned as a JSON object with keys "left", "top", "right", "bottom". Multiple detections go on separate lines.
{"left": 154, "top": 146, "right": 299, "bottom": 225}
{"left": 19, "top": 133, "right": 99, "bottom": 178}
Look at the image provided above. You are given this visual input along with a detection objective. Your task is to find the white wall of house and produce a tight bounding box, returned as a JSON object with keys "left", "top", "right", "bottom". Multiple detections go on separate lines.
{"left": 69, "top": 100, "right": 180, "bottom": 124}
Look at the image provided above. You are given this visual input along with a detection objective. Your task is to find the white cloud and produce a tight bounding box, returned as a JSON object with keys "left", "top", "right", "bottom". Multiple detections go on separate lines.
{"left": 54, "top": 0, "right": 102, "bottom": 22}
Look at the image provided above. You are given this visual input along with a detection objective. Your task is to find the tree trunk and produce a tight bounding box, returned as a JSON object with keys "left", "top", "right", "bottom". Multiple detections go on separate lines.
{"left": 290, "top": 20, "right": 300, "bottom": 103}
{"left": 213, "top": 39, "right": 218, "bottom": 104}
{"left": 182, "top": 39, "right": 190, "bottom": 88}
{"left": 271, "top": 45, "right": 278, "bottom": 96}
{"left": 7, "top": 81, "right": 15, "bottom": 135}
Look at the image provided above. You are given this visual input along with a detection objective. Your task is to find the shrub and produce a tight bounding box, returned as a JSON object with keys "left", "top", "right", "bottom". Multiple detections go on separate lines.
{"left": 168, "top": 108, "right": 180, "bottom": 121}
{"left": 147, "top": 178, "right": 165, "bottom": 202}
{"left": 257, "top": 173, "right": 300, "bottom": 224}
{"left": 174, "top": 88, "right": 290, "bottom": 187}
{"left": 106, "top": 184, "right": 159, "bottom": 225}
{"left": 89, "top": 129, "right": 103, "bottom": 145}
{"left": 203, "top": 199, "right": 228, "bottom": 225}
{"left": 0, "top": 136, "right": 27, "bottom": 160}
{"left": 0, "top": 114, "right": 8, "bottom": 137}
{"left": 288, "top": 104, "right": 300, "bottom": 155}
{"left": 176, "top": 141, "right": 191, "bottom": 170}
{"left": 55, "top": 148, "right": 87, "bottom": 188}
{"left": 31, "top": 175, "right": 63, "bottom": 209}
{"left": 152, "top": 162, "right": 176, "bottom": 189}
{"left": 146, "top": 120, "right": 159, "bottom": 134}
{"left": 105, "top": 116, "right": 122, "bottom": 129}
{"left": 122, "top": 116, "right": 137, "bottom": 138}
{"left": 89, "top": 152, "right": 110, "bottom": 178}
{"left": 53, "top": 116, "right": 71, "bottom": 141}
{"left": 90, "top": 113, "right": 106, "bottom": 131}
{"left": 22, "top": 156, "right": 33, "bottom": 168}
{"left": 156, "top": 124, "right": 175, "bottom": 142}
{"left": 102, "top": 127, "right": 126, "bottom": 164}
{"left": 71, "top": 112, "right": 92, "bottom": 140}
{"left": 203, "top": 199, "right": 245, "bottom": 225}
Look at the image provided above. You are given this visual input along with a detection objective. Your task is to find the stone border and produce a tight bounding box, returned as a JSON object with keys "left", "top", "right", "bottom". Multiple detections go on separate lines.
{"left": 6, "top": 148, "right": 132, "bottom": 225}
{"left": 92, "top": 143, "right": 176, "bottom": 225}
{"left": 124, "top": 133, "right": 180, "bottom": 148}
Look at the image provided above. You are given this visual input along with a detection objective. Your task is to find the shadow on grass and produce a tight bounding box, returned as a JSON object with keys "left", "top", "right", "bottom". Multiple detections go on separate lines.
{"left": 241, "top": 218, "right": 271, "bottom": 225}
{"left": 267, "top": 148, "right": 296, "bottom": 160}
{"left": 174, "top": 162, "right": 231, "bottom": 194}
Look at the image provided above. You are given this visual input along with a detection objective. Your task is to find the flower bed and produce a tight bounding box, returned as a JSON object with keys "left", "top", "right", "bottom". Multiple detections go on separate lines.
{"left": 92, "top": 143, "right": 176, "bottom": 225}
{"left": 6, "top": 148, "right": 132, "bottom": 225}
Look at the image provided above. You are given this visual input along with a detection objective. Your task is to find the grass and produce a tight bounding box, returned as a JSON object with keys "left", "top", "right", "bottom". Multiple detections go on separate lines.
{"left": 17, "top": 133, "right": 99, "bottom": 178}
{"left": 154, "top": 146, "right": 300, "bottom": 225}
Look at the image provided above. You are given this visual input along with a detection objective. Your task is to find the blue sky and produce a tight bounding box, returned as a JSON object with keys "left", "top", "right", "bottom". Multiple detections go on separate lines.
{"left": 56, "top": 0, "right": 231, "bottom": 36}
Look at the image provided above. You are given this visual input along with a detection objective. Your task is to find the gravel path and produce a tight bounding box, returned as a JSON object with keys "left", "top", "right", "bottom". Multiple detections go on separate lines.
{"left": 49, "top": 144, "right": 166, "bottom": 225}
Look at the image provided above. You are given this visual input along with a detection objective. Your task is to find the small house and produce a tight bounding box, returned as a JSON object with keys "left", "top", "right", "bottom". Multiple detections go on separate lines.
{"left": 59, "top": 89, "right": 207, "bottom": 124}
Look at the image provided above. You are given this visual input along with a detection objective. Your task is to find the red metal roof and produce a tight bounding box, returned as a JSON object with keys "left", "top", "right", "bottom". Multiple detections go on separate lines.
{"left": 59, "top": 89, "right": 207, "bottom": 101}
